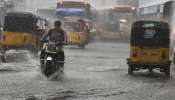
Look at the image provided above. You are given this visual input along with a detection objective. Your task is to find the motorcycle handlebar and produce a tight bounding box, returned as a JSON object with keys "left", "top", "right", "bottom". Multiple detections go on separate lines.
{"left": 40, "top": 40, "right": 67, "bottom": 45}
{"left": 55, "top": 42, "right": 67, "bottom": 45}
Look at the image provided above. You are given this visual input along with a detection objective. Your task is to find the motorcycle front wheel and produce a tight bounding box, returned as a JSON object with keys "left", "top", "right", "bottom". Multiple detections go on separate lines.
{"left": 44, "top": 61, "right": 55, "bottom": 77}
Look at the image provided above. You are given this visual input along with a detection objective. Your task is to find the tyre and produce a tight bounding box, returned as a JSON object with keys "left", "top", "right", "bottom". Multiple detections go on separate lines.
{"left": 59, "top": 63, "right": 64, "bottom": 73}
{"left": 128, "top": 65, "right": 134, "bottom": 75}
{"left": 79, "top": 45, "right": 85, "bottom": 49}
{"left": 149, "top": 68, "right": 153, "bottom": 72}
{"left": 165, "top": 66, "right": 170, "bottom": 77}
{"left": 0, "top": 55, "right": 6, "bottom": 63}
{"left": 44, "top": 61, "right": 54, "bottom": 77}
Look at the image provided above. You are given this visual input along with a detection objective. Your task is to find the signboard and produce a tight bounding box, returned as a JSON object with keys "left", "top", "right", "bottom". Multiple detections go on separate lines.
{"left": 144, "top": 29, "right": 156, "bottom": 39}
{"left": 56, "top": 8, "right": 85, "bottom": 17}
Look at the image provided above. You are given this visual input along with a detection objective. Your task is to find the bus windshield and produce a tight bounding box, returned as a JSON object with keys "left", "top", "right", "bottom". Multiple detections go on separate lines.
{"left": 56, "top": 8, "right": 85, "bottom": 17}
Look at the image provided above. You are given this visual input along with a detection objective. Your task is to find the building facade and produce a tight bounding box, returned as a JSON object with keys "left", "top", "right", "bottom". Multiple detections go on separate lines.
{"left": 9, "top": 0, "right": 57, "bottom": 12}
{"left": 91, "top": 0, "right": 138, "bottom": 9}
{"left": 90, "top": 0, "right": 117, "bottom": 9}
{"left": 0, "top": 0, "right": 15, "bottom": 25}
{"left": 138, "top": 0, "right": 175, "bottom": 21}
{"left": 139, "top": 0, "right": 170, "bottom": 8}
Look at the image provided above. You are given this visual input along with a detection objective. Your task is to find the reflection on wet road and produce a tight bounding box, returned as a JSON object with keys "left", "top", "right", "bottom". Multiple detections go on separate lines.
{"left": 0, "top": 42, "right": 175, "bottom": 100}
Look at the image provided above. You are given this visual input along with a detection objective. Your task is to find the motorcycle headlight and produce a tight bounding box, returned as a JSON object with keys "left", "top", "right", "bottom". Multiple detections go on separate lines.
{"left": 47, "top": 56, "right": 52, "bottom": 61}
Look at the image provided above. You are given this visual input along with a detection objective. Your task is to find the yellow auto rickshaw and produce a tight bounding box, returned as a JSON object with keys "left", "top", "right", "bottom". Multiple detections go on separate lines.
{"left": 127, "top": 21, "right": 171, "bottom": 76}
{"left": 63, "top": 17, "right": 90, "bottom": 48}
{"left": 0, "top": 12, "right": 44, "bottom": 62}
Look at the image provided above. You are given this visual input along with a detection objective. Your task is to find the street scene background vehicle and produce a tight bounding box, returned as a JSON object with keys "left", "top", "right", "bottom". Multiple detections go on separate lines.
{"left": 0, "top": 11, "right": 50, "bottom": 62}
{"left": 97, "top": 6, "right": 136, "bottom": 40}
{"left": 64, "top": 17, "right": 90, "bottom": 48}
{"left": 127, "top": 21, "right": 171, "bottom": 76}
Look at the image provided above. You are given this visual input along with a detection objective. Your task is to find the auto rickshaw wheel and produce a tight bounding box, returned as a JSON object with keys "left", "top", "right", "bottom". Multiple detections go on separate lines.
{"left": 79, "top": 45, "right": 85, "bottom": 49}
{"left": 165, "top": 66, "right": 170, "bottom": 77}
{"left": 128, "top": 65, "right": 134, "bottom": 75}
{"left": 0, "top": 48, "right": 7, "bottom": 63}
{"left": 0, "top": 55, "right": 6, "bottom": 62}
{"left": 148, "top": 68, "right": 153, "bottom": 72}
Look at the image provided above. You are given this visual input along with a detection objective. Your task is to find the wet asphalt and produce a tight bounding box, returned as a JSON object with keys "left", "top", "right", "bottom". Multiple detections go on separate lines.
{"left": 0, "top": 42, "right": 175, "bottom": 100}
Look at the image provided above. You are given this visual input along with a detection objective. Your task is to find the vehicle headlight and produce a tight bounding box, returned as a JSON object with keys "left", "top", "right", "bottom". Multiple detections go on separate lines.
{"left": 120, "top": 19, "right": 128, "bottom": 23}
{"left": 47, "top": 56, "right": 52, "bottom": 61}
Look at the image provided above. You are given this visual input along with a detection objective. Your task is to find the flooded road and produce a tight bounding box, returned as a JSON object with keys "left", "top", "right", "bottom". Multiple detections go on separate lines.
{"left": 0, "top": 42, "right": 175, "bottom": 100}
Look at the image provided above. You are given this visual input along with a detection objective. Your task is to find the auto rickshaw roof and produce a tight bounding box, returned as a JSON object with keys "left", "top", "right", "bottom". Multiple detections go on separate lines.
{"left": 6, "top": 11, "right": 37, "bottom": 19}
{"left": 132, "top": 20, "right": 169, "bottom": 29}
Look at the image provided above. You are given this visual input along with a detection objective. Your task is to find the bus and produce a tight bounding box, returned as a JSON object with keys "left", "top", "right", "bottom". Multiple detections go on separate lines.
{"left": 55, "top": 1, "right": 97, "bottom": 21}
{"left": 97, "top": 6, "right": 136, "bottom": 40}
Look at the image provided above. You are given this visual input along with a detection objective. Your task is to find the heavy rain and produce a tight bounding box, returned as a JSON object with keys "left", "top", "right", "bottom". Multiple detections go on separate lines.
{"left": 0, "top": 0, "right": 175, "bottom": 100}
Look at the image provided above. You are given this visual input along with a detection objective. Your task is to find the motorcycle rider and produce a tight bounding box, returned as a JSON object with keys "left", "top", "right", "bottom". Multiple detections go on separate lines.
{"left": 40, "top": 20, "right": 67, "bottom": 63}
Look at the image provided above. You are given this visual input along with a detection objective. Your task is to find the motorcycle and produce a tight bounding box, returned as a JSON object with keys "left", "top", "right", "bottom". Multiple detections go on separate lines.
{"left": 40, "top": 41, "right": 65, "bottom": 77}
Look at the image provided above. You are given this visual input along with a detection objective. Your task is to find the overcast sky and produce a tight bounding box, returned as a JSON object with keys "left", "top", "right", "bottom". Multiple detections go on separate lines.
{"left": 33, "top": 0, "right": 117, "bottom": 9}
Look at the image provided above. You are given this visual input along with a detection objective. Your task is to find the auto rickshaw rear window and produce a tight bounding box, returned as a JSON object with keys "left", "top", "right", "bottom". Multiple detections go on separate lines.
{"left": 3, "top": 13, "right": 38, "bottom": 33}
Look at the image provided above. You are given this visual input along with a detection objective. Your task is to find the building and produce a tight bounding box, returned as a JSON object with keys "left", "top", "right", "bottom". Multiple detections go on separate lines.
{"left": 91, "top": 0, "right": 138, "bottom": 9}
{"left": 0, "top": 9, "right": 4, "bottom": 25}
{"left": 12, "top": 0, "right": 27, "bottom": 11}
{"left": 8, "top": 0, "right": 57, "bottom": 12}
{"left": 34, "top": 0, "right": 57, "bottom": 9}
{"left": 0, "top": 0, "right": 15, "bottom": 25}
{"left": 127, "top": 0, "right": 139, "bottom": 7}
{"left": 138, "top": 0, "right": 174, "bottom": 20}
{"left": 139, "top": 0, "right": 170, "bottom": 8}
